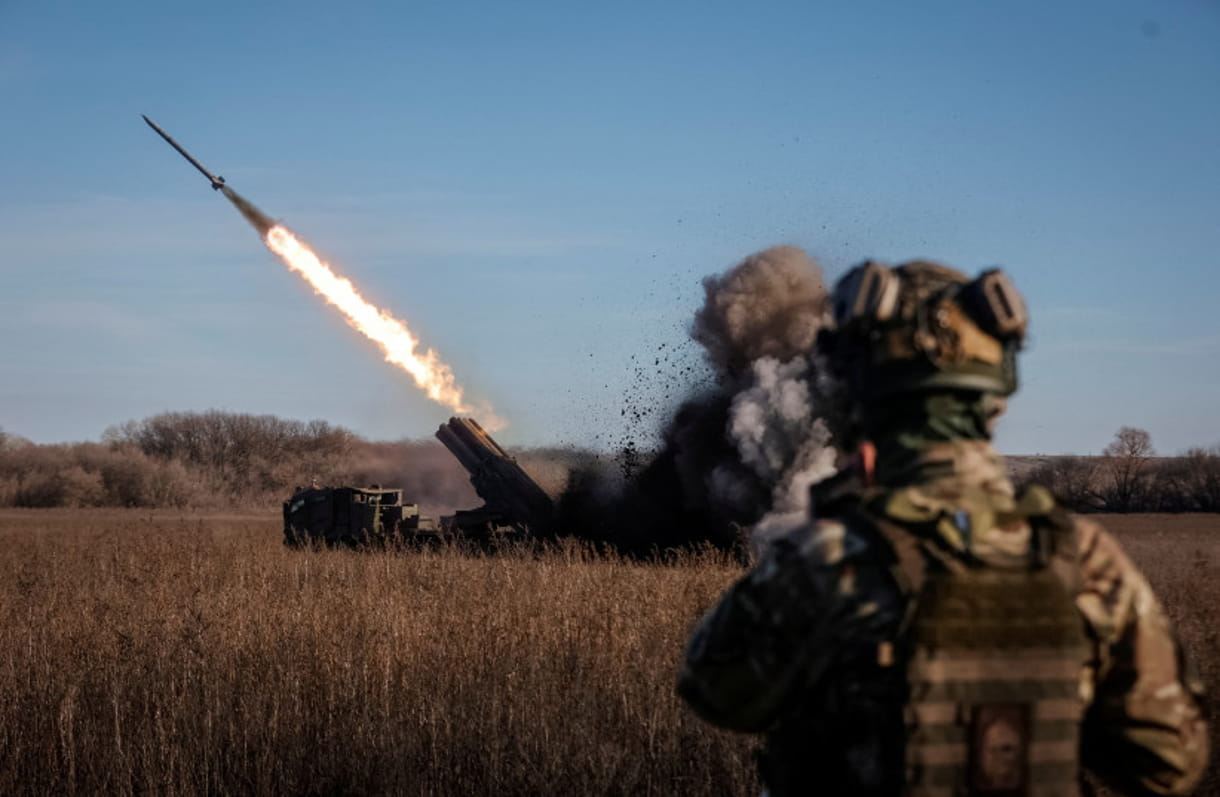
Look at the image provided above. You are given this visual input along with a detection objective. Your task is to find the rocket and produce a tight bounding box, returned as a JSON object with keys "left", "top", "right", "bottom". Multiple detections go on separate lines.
{"left": 141, "top": 114, "right": 227, "bottom": 191}
{"left": 142, "top": 114, "right": 275, "bottom": 236}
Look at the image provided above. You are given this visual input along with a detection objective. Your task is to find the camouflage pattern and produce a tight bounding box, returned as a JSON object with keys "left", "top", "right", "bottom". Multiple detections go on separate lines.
{"left": 888, "top": 488, "right": 1090, "bottom": 796}
{"left": 678, "top": 440, "right": 1209, "bottom": 795}
{"left": 821, "top": 261, "right": 1026, "bottom": 405}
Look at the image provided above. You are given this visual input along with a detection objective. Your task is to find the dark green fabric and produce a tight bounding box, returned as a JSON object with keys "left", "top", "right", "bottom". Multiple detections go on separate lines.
{"left": 863, "top": 390, "right": 1001, "bottom": 486}
{"left": 916, "top": 568, "right": 1090, "bottom": 648}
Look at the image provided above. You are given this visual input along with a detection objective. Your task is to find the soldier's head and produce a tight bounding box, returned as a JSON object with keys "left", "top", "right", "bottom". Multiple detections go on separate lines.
{"left": 820, "top": 260, "right": 1027, "bottom": 443}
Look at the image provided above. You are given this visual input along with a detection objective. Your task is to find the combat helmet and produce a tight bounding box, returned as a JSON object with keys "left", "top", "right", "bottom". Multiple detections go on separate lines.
{"left": 821, "top": 260, "right": 1028, "bottom": 402}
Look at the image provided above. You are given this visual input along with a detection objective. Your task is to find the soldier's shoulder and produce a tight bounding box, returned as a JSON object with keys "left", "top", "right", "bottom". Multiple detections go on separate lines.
{"left": 772, "top": 511, "right": 885, "bottom": 569}
{"left": 1062, "top": 512, "right": 1106, "bottom": 546}
{"left": 1059, "top": 513, "right": 1144, "bottom": 589}
{"left": 1034, "top": 504, "right": 1119, "bottom": 563}
{"left": 1011, "top": 490, "right": 1126, "bottom": 574}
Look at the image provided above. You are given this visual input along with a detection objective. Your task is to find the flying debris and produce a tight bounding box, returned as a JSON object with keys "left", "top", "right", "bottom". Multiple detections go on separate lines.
{"left": 142, "top": 114, "right": 227, "bottom": 191}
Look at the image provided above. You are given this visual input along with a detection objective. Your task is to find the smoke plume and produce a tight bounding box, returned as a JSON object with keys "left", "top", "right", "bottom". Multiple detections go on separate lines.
{"left": 729, "top": 356, "right": 837, "bottom": 549}
{"left": 691, "top": 246, "right": 829, "bottom": 384}
{"left": 556, "top": 245, "right": 840, "bottom": 555}
{"left": 221, "top": 186, "right": 274, "bottom": 237}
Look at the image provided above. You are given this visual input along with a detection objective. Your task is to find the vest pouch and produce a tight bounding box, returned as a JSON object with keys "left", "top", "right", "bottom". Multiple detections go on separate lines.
{"left": 903, "top": 564, "right": 1088, "bottom": 797}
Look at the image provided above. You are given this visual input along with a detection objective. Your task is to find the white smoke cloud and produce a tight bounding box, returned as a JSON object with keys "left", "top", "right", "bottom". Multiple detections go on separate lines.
{"left": 726, "top": 355, "right": 839, "bottom": 553}
{"left": 691, "top": 246, "right": 830, "bottom": 383}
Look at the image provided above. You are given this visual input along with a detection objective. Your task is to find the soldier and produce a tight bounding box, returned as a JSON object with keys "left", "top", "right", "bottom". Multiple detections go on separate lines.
{"left": 678, "top": 261, "right": 1209, "bottom": 795}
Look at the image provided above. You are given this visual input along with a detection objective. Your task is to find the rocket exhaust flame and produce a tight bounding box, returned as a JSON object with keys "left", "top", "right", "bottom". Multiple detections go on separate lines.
{"left": 142, "top": 115, "right": 500, "bottom": 428}
{"left": 261, "top": 221, "right": 501, "bottom": 428}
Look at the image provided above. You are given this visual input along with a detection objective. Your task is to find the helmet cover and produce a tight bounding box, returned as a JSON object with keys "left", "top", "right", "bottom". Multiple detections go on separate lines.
{"left": 822, "top": 260, "right": 1026, "bottom": 401}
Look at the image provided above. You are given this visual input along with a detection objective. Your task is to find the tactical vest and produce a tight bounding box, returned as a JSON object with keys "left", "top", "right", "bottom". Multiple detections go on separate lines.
{"left": 864, "top": 491, "right": 1090, "bottom": 797}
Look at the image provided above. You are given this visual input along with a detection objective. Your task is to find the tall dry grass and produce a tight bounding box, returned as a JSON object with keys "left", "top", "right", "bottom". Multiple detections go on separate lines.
{"left": 0, "top": 510, "right": 754, "bottom": 796}
{"left": 0, "top": 511, "right": 1215, "bottom": 795}
{"left": 1086, "top": 514, "right": 1220, "bottom": 796}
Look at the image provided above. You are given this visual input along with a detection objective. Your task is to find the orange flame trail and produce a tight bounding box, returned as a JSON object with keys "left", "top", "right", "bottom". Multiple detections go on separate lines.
{"left": 263, "top": 225, "right": 503, "bottom": 429}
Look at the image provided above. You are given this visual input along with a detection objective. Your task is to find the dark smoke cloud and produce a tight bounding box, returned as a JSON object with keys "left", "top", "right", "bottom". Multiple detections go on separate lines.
{"left": 691, "top": 246, "right": 829, "bottom": 384}
{"left": 554, "top": 246, "right": 840, "bottom": 556}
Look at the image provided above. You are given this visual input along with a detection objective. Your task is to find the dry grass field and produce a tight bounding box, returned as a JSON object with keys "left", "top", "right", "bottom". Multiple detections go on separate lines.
{"left": 0, "top": 510, "right": 1215, "bottom": 796}
{"left": 1087, "top": 515, "right": 1220, "bottom": 797}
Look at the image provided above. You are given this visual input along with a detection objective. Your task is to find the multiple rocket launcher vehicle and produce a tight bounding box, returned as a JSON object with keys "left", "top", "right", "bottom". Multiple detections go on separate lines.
{"left": 144, "top": 117, "right": 553, "bottom": 547}
{"left": 283, "top": 418, "right": 557, "bottom": 547}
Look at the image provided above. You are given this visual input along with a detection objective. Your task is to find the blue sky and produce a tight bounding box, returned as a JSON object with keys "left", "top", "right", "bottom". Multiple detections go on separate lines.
{"left": 2, "top": 0, "right": 1217, "bottom": 455}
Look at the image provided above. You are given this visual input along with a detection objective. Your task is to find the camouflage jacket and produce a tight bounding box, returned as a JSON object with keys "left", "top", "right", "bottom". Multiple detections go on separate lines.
{"left": 678, "top": 441, "right": 1209, "bottom": 796}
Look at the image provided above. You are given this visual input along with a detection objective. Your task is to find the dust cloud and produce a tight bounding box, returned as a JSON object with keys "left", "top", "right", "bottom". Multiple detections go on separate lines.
{"left": 554, "top": 246, "right": 840, "bottom": 555}
{"left": 692, "top": 246, "right": 829, "bottom": 383}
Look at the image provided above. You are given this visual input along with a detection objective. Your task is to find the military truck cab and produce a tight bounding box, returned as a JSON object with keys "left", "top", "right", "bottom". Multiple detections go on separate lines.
{"left": 283, "top": 486, "right": 434, "bottom": 547}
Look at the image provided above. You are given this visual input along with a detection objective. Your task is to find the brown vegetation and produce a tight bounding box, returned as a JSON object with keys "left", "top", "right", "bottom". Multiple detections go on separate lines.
{"left": 8, "top": 414, "right": 1220, "bottom": 531}
{"left": 0, "top": 510, "right": 754, "bottom": 796}
{"left": 0, "top": 413, "right": 480, "bottom": 515}
{"left": 0, "top": 510, "right": 1215, "bottom": 795}
{"left": 1012, "top": 428, "right": 1220, "bottom": 513}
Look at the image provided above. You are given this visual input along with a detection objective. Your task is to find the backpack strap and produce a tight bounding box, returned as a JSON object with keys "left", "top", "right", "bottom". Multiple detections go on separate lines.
{"left": 1014, "top": 484, "right": 1082, "bottom": 593}
{"left": 845, "top": 486, "right": 1083, "bottom": 654}
{"left": 840, "top": 504, "right": 929, "bottom": 658}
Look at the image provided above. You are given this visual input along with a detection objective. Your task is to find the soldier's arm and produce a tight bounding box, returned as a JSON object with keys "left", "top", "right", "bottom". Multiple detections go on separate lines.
{"left": 676, "top": 519, "right": 869, "bottom": 733}
{"left": 1074, "top": 518, "right": 1210, "bottom": 795}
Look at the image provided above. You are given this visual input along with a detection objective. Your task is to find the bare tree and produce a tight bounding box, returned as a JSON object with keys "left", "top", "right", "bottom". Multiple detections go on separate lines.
{"left": 1023, "top": 456, "right": 1103, "bottom": 511}
{"left": 1174, "top": 446, "right": 1220, "bottom": 512}
{"left": 1101, "top": 427, "right": 1154, "bottom": 511}
{"left": 106, "top": 410, "right": 358, "bottom": 503}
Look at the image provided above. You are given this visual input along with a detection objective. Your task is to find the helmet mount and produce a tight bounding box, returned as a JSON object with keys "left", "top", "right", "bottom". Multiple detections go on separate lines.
{"left": 823, "top": 261, "right": 1027, "bottom": 402}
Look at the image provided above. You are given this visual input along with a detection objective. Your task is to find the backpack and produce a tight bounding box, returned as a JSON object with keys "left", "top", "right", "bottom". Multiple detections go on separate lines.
{"left": 859, "top": 487, "right": 1090, "bottom": 796}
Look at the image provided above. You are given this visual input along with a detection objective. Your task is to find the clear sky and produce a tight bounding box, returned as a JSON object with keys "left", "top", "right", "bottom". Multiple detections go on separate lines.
{"left": 2, "top": 0, "right": 1218, "bottom": 455}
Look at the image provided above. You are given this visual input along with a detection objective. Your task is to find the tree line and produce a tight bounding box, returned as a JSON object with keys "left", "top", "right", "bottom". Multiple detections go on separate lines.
{"left": 1, "top": 415, "right": 1217, "bottom": 513}
{"left": 0, "top": 411, "right": 475, "bottom": 511}
{"left": 1014, "top": 427, "right": 1220, "bottom": 513}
